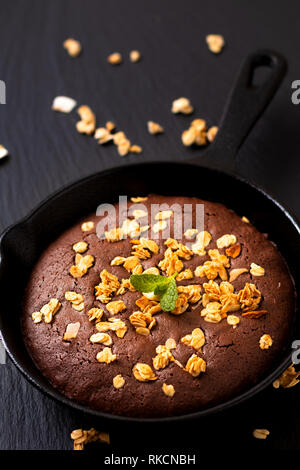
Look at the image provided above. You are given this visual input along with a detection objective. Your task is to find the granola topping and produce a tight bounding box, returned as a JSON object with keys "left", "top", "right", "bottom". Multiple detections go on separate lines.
{"left": 185, "top": 354, "right": 206, "bottom": 377}
{"left": 216, "top": 234, "right": 237, "bottom": 249}
{"left": 107, "top": 52, "right": 122, "bottom": 65}
{"left": 181, "top": 328, "right": 205, "bottom": 351}
{"left": 63, "top": 38, "right": 82, "bottom": 57}
{"left": 32, "top": 298, "right": 61, "bottom": 324}
{"left": 206, "top": 34, "right": 225, "bottom": 54}
{"left": 81, "top": 221, "right": 94, "bottom": 232}
{"left": 259, "top": 334, "right": 273, "bottom": 350}
{"left": 63, "top": 322, "right": 80, "bottom": 341}
{"left": 106, "top": 300, "right": 126, "bottom": 315}
{"left": 89, "top": 332, "right": 112, "bottom": 346}
{"left": 162, "top": 383, "right": 175, "bottom": 397}
{"left": 273, "top": 365, "right": 300, "bottom": 389}
{"left": 250, "top": 263, "right": 265, "bottom": 276}
{"left": 152, "top": 345, "right": 174, "bottom": 370}
{"left": 70, "top": 254, "right": 94, "bottom": 278}
{"left": 95, "top": 269, "right": 120, "bottom": 303}
{"left": 76, "top": 105, "right": 96, "bottom": 135}
{"left": 96, "top": 347, "right": 117, "bottom": 364}
{"left": 147, "top": 121, "right": 164, "bottom": 134}
{"left": 73, "top": 241, "right": 88, "bottom": 253}
{"left": 113, "top": 374, "right": 125, "bottom": 389}
{"left": 171, "top": 97, "right": 194, "bottom": 114}
{"left": 65, "top": 291, "right": 85, "bottom": 311}
{"left": 253, "top": 429, "right": 270, "bottom": 440}
{"left": 129, "top": 50, "right": 141, "bottom": 62}
{"left": 133, "top": 363, "right": 157, "bottom": 382}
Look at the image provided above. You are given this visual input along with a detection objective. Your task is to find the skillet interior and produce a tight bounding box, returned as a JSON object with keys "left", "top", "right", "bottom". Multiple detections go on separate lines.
{"left": 0, "top": 161, "right": 299, "bottom": 422}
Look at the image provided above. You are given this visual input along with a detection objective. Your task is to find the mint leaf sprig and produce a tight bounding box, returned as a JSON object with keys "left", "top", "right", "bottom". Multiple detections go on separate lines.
{"left": 130, "top": 273, "right": 178, "bottom": 312}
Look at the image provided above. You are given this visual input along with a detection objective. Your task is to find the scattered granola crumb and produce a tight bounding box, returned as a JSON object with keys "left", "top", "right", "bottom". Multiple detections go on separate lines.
{"left": 76, "top": 105, "right": 96, "bottom": 135}
{"left": 63, "top": 322, "right": 80, "bottom": 341}
{"left": 206, "top": 34, "right": 225, "bottom": 54}
{"left": 259, "top": 334, "right": 273, "bottom": 350}
{"left": 172, "top": 97, "right": 194, "bottom": 114}
{"left": 129, "top": 50, "right": 141, "bottom": 62}
{"left": 250, "top": 263, "right": 265, "bottom": 277}
{"left": 106, "top": 121, "right": 116, "bottom": 132}
{"left": 107, "top": 52, "right": 122, "bottom": 65}
{"left": 133, "top": 363, "right": 157, "bottom": 382}
{"left": 113, "top": 374, "right": 125, "bottom": 389}
{"left": 96, "top": 347, "right": 117, "bottom": 364}
{"left": 242, "top": 216, "right": 250, "bottom": 224}
{"left": 217, "top": 234, "right": 237, "bottom": 249}
{"left": 273, "top": 364, "right": 300, "bottom": 389}
{"left": 70, "top": 428, "right": 110, "bottom": 450}
{"left": 73, "top": 241, "right": 88, "bottom": 253}
{"left": 32, "top": 298, "right": 61, "bottom": 324}
{"left": 131, "top": 196, "right": 148, "bottom": 203}
{"left": 52, "top": 96, "right": 77, "bottom": 113}
{"left": 253, "top": 429, "right": 270, "bottom": 440}
{"left": 63, "top": 38, "right": 82, "bottom": 57}
{"left": 0, "top": 145, "right": 8, "bottom": 160}
{"left": 227, "top": 315, "right": 240, "bottom": 327}
{"left": 130, "top": 144, "right": 143, "bottom": 154}
{"left": 207, "top": 126, "right": 218, "bottom": 142}
{"left": 229, "top": 268, "right": 248, "bottom": 282}
{"left": 147, "top": 121, "right": 164, "bottom": 135}
{"left": 162, "top": 383, "right": 175, "bottom": 397}
{"left": 165, "top": 338, "right": 177, "bottom": 350}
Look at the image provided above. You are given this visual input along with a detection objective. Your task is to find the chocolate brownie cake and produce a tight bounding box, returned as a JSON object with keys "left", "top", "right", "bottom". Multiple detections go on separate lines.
{"left": 22, "top": 195, "right": 296, "bottom": 418}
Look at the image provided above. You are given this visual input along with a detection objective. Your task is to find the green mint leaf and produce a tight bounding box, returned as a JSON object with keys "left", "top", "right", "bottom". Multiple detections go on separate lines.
{"left": 160, "top": 278, "right": 178, "bottom": 311}
{"left": 130, "top": 274, "right": 170, "bottom": 293}
{"left": 154, "top": 282, "right": 170, "bottom": 296}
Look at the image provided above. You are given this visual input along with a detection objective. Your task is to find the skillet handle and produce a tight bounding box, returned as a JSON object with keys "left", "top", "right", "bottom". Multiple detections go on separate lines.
{"left": 195, "top": 50, "right": 287, "bottom": 174}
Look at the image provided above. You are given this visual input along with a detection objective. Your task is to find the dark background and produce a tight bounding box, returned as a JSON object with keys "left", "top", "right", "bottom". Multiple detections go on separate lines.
{"left": 0, "top": 0, "right": 299, "bottom": 452}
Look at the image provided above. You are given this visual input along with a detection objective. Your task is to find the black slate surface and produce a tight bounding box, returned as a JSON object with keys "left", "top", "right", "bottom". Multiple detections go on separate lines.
{"left": 0, "top": 0, "right": 300, "bottom": 452}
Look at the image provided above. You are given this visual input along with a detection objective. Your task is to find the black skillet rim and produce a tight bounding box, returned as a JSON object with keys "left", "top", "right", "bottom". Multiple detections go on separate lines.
{"left": 0, "top": 161, "right": 299, "bottom": 423}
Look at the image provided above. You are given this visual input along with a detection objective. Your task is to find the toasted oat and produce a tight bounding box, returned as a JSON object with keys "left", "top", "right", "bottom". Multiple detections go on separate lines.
{"left": 147, "top": 121, "right": 164, "bottom": 135}
{"left": 207, "top": 126, "right": 218, "bottom": 142}
{"left": 89, "top": 332, "right": 112, "bottom": 346}
{"left": 143, "top": 267, "right": 160, "bottom": 275}
{"left": 96, "top": 347, "right": 117, "bottom": 364}
{"left": 176, "top": 269, "right": 193, "bottom": 281}
{"left": 34, "top": 298, "right": 61, "bottom": 324}
{"left": 165, "top": 238, "right": 193, "bottom": 260}
{"left": 88, "top": 307, "right": 104, "bottom": 323}
{"left": 155, "top": 210, "right": 173, "bottom": 220}
{"left": 177, "top": 285, "right": 202, "bottom": 304}
{"left": 158, "top": 247, "right": 184, "bottom": 276}
{"left": 63, "top": 38, "right": 82, "bottom": 57}
{"left": 130, "top": 145, "right": 142, "bottom": 154}
{"left": 259, "top": 334, "right": 273, "bottom": 350}
{"left": 63, "top": 322, "right": 80, "bottom": 341}
{"left": 116, "top": 278, "right": 136, "bottom": 295}
{"left": 136, "top": 296, "right": 162, "bottom": 315}
{"left": 192, "top": 231, "right": 212, "bottom": 255}
{"left": 181, "top": 328, "right": 205, "bottom": 351}
{"left": 76, "top": 105, "right": 96, "bottom": 135}
{"left": 131, "top": 196, "right": 148, "bottom": 203}
{"left": 133, "top": 363, "right": 157, "bottom": 382}
{"left": 81, "top": 221, "right": 94, "bottom": 232}
{"left": 162, "top": 383, "right": 175, "bottom": 397}
{"left": 217, "top": 234, "right": 237, "bottom": 249}
{"left": 206, "top": 34, "right": 225, "bottom": 54}
{"left": 94, "top": 127, "right": 113, "bottom": 143}
{"left": 185, "top": 354, "right": 206, "bottom": 377}
{"left": 242, "top": 309, "right": 267, "bottom": 319}
{"left": 107, "top": 52, "right": 122, "bottom": 65}
{"left": 106, "top": 300, "right": 126, "bottom": 315}
{"left": 153, "top": 220, "right": 167, "bottom": 233}
{"left": 52, "top": 96, "right": 77, "bottom": 113}
{"left": 184, "top": 228, "right": 198, "bottom": 239}
{"left": 71, "top": 428, "right": 110, "bottom": 450}
{"left": 227, "top": 315, "right": 240, "bottom": 327}
{"left": 195, "top": 260, "right": 227, "bottom": 282}
{"left": 65, "top": 291, "right": 85, "bottom": 311}
{"left": 201, "top": 301, "right": 223, "bottom": 323}
{"left": 172, "top": 97, "right": 194, "bottom": 114}
{"left": 129, "top": 50, "right": 141, "bottom": 62}
{"left": 153, "top": 345, "right": 174, "bottom": 370}
{"left": 253, "top": 429, "right": 270, "bottom": 440}
{"left": 273, "top": 365, "right": 300, "bottom": 389}
{"left": 226, "top": 243, "right": 241, "bottom": 258}
{"left": 165, "top": 338, "right": 177, "bottom": 350}
{"left": 0, "top": 145, "right": 8, "bottom": 160}
{"left": 106, "top": 121, "right": 115, "bottom": 132}
{"left": 250, "top": 263, "right": 265, "bottom": 277}
{"left": 229, "top": 268, "right": 248, "bottom": 282}
{"left": 242, "top": 216, "right": 250, "bottom": 223}
{"left": 132, "top": 209, "right": 148, "bottom": 219}
{"left": 73, "top": 241, "right": 88, "bottom": 253}
{"left": 70, "top": 254, "right": 94, "bottom": 278}
{"left": 96, "top": 317, "right": 127, "bottom": 338}
{"left": 113, "top": 374, "right": 125, "bottom": 389}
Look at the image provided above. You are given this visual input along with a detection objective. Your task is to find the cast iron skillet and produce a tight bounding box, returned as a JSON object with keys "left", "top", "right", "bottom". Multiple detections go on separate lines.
{"left": 0, "top": 50, "right": 299, "bottom": 423}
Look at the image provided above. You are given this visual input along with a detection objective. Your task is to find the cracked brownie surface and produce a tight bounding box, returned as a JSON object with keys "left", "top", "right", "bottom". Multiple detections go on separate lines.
{"left": 22, "top": 195, "right": 296, "bottom": 418}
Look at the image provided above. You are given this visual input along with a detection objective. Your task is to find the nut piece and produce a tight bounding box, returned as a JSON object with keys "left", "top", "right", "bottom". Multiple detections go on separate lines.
{"left": 171, "top": 97, "right": 194, "bottom": 114}
{"left": 181, "top": 328, "right": 205, "bottom": 351}
{"left": 162, "top": 383, "right": 175, "bottom": 397}
{"left": 217, "top": 234, "right": 237, "bottom": 249}
{"left": 133, "top": 363, "right": 157, "bottom": 382}
{"left": 113, "top": 374, "right": 125, "bottom": 389}
{"left": 73, "top": 241, "right": 88, "bottom": 253}
{"left": 63, "top": 322, "right": 80, "bottom": 341}
{"left": 185, "top": 354, "right": 206, "bottom": 377}
{"left": 259, "top": 334, "right": 273, "bottom": 350}
{"left": 106, "top": 300, "right": 126, "bottom": 315}
{"left": 242, "top": 309, "right": 267, "bottom": 319}
{"left": 63, "top": 38, "right": 82, "bottom": 57}
{"left": 52, "top": 96, "right": 77, "bottom": 113}
{"left": 81, "top": 221, "right": 94, "bottom": 232}
{"left": 226, "top": 243, "right": 241, "bottom": 258}
{"left": 0, "top": 145, "right": 8, "bottom": 160}
{"left": 206, "top": 34, "right": 225, "bottom": 54}
{"left": 89, "top": 332, "right": 112, "bottom": 346}
{"left": 107, "top": 52, "right": 122, "bottom": 65}
{"left": 250, "top": 263, "right": 265, "bottom": 276}
{"left": 129, "top": 50, "right": 141, "bottom": 62}
{"left": 253, "top": 429, "right": 270, "bottom": 440}
{"left": 96, "top": 347, "right": 117, "bottom": 364}
{"left": 229, "top": 268, "right": 248, "bottom": 282}
{"left": 207, "top": 126, "right": 218, "bottom": 142}
{"left": 147, "top": 121, "right": 164, "bottom": 135}
{"left": 273, "top": 364, "right": 300, "bottom": 389}
{"left": 227, "top": 315, "right": 240, "bottom": 327}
